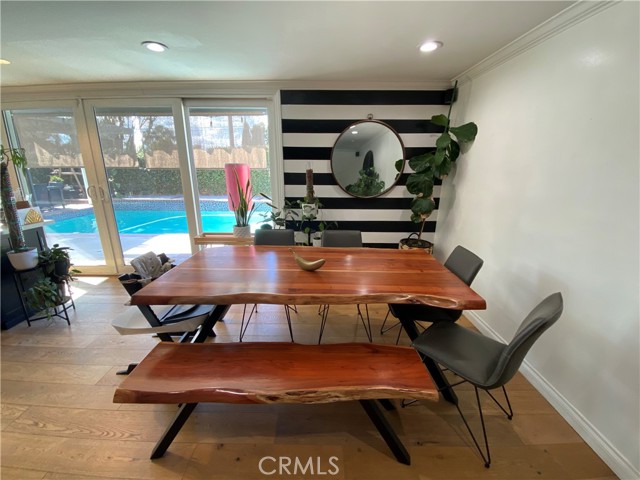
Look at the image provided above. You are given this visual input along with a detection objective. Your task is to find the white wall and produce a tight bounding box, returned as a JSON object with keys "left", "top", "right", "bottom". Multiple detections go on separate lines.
{"left": 435, "top": 3, "right": 639, "bottom": 478}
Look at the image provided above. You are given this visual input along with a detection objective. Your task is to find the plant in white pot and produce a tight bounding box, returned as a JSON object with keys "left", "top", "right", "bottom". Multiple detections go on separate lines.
{"left": 397, "top": 85, "right": 478, "bottom": 251}
{"left": 0, "top": 145, "right": 39, "bottom": 270}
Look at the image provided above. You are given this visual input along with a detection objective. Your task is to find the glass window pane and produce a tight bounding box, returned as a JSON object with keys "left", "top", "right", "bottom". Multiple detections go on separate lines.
{"left": 188, "top": 107, "right": 270, "bottom": 231}
{"left": 93, "top": 107, "right": 191, "bottom": 263}
{"left": 3, "top": 108, "right": 107, "bottom": 266}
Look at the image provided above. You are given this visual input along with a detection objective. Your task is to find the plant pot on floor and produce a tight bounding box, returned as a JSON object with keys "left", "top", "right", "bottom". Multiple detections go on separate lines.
{"left": 399, "top": 232, "right": 433, "bottom": 254}
{"left": 7, "top": 248, "right": 39, "bottom": 271}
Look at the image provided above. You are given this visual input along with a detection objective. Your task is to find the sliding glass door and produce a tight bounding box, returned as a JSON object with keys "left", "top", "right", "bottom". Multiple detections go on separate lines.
{"left": 2, "top": 105, "right": 111, "bottom": 269}
{"left": 85, "top": 101, "right": 197, "bottom": 265}
{"left": 2, "top": 96, "right": 281, "bottom": 273}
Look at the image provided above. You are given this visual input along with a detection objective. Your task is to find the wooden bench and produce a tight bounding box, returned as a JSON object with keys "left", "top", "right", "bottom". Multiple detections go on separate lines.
{"left": 113, "top": 342, "right": 438, "bottom": 464}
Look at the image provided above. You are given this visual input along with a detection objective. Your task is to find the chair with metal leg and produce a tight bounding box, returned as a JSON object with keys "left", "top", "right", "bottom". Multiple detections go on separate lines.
{"left": 240, "top": 229, "right": 296, "bottom": 342}
{"left": 318, "top": 230, "right": 372, "bottom": 343}
{"left": 411, "top": 292, "right": 563, "bottom": 467}
{"left": 115, "top": 270, "right": 225, "bottom": 374}
{"left": 382, "top": 245, "right": 484, "bottom": 344}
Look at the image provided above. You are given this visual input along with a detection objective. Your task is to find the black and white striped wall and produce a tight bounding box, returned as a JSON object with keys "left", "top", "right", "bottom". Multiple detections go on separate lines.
{"left": 280, "top": 90, "right": 451, "bottom": 248}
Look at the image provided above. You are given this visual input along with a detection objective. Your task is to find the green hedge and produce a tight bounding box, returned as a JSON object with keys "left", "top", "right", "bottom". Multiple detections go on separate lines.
{"left": 108, "top": 168, "right": 271, "bottom": 197}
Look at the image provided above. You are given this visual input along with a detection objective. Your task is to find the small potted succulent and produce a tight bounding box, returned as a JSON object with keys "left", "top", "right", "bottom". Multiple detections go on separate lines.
{"left": 0, "top": 145, "right": 39, "bottom": 270}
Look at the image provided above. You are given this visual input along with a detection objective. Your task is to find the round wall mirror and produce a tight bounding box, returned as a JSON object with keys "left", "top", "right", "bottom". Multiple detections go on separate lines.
{"left": 331, "top": 120, "right": 405, "bottom": 198}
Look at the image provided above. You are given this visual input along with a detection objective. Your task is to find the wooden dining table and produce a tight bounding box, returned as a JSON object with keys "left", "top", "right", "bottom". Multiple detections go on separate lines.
{"left": 131, "top": 245, "right": 486, "bottom": 403}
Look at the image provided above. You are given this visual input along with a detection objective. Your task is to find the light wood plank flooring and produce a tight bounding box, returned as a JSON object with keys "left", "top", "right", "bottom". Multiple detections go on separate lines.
{"left": 1, "top": 276, "right": 617, "bottom": 480}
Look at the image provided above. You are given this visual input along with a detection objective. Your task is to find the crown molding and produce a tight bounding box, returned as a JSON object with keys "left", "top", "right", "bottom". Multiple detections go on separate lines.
{"left": 453, "top": 0, "right": 620, "bottom": 84}
{"left": 0, "top": 80, "right": 452, "bottom": 103}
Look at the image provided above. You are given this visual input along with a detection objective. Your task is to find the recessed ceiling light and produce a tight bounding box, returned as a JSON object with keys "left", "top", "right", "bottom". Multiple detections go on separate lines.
{"left": 419, "top": 41, "right": 443, "bottom": 53}
{"left": 351, "top": 130, "right": 358, "bottom": 135}
{"left": 141, "top": 41, "right": 168, "bottom": 53}
{"left": 0, "top": 59, "right": 11, "bottom": 65}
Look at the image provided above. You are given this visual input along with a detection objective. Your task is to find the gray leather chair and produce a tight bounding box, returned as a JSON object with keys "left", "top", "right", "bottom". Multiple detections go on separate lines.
{"left": 241, "top": 228, "right": 296, "bottom": 342}
{"left": 318, "top": 230, "right": 372, "bottom": 343}
{"left": 412, "top": 292, "right": 563, "bottom": 467}
{"left": 382, "top": 245, "right": 484, "bottom": 343}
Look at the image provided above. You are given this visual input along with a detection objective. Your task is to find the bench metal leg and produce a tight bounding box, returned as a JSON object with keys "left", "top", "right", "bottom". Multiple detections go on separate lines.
{"left": 359, "top": 400, "right": 410, "bottom": 465}
{"left": 150, "top": 402, "right": 198, "bottom": 459}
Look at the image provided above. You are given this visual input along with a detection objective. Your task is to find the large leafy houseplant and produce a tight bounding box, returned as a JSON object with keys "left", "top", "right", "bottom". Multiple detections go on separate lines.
{"left": 397, "top": 86, "right": 478, "bottom": 248}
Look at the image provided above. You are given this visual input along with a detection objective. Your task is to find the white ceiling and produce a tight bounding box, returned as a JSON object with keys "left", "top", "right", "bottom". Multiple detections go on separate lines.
{"left": 0, "top": 1, "right": 575, "bottom": 88}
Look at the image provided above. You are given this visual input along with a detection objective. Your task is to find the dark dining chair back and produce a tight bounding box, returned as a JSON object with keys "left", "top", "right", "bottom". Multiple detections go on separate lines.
{"left": 254, "top": 228, "right": 295, "bottom": 246}
{"left": 486, "top": 292, "right": 563, "bottom": 389}
{"left": 321, "top": 230, "right": 363, "bottom": 248}
{"left": 443, "top": 245, "right": 484, "bottom": 286}
{"left": 411, "top": 292, "right": 563, "bottom": 467}
{"left": 383, "top": 245, "right": 484, "bottom": 342}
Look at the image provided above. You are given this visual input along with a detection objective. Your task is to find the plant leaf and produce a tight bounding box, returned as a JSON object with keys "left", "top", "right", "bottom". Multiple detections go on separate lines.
{"left": 449, "top": 122, "right": 478, "bottom": 143}
{"left": 408, "top": 153, "right": 434, "bottom": 173}
{"left": 436, "top": 132, "right": 451, "bottom": 149}
{"left": 430, "top": 114, "right": 449, "bottom": 127}
{"left": 406, "top": 174, "right": 434, "bottom": 196}
{"left": 411, "top": 197, "right": 436, "bottom": 217}
{"left": 394, "top": 158, "right": 405, "bottom": 173}
{"left": 433, "top": 148, "right": 446, "bottom": 166}
{"left": 449, "top": 140, "right": 460, "bottom": 163}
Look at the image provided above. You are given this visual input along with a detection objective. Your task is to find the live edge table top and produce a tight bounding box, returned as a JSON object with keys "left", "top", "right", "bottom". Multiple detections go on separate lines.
{"left": 130, "top": 245, "right": 486, "bottom": 310}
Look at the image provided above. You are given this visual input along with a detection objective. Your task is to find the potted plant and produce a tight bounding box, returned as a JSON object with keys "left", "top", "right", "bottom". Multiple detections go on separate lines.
{"left": 38, "top": 244, "right": 81, "bottom": 283}
{"left": 229, "top": 170, "right": 258, "bottom": 237}
{"left": 0, "top": 145, "right": 39, "bottom": 270}
{"left": 397, "top": 84, "right": 478, "bottom": 251}
{"left": 24, "top": 277, "right": 63, "bottom": 318}
{"left": 259, "top": 193, "right": 299, "bottom": 229}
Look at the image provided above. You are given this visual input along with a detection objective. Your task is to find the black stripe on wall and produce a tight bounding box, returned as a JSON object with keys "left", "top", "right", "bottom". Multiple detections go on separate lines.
{"left": 285, "top": 172, "right": 440, "bottom": 187}
{"left": 285, "top": 220, "right": 436, "bottom": 234}
{"left": 281, "top": 90, "right": 452, "bottom": 105}
{"left": 285, "top": 197, "right": 440, "bottom": 210}
{"left": 283, "top": 147, "right": 435, "bottom": 161}
{"left": 282, "top": 119, "right": 445, "bottom": 134}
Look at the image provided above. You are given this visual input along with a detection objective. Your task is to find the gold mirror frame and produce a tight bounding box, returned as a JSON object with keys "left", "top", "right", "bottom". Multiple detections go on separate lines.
{"left": 330, "top": 120, "right": 405, "bottom": 198}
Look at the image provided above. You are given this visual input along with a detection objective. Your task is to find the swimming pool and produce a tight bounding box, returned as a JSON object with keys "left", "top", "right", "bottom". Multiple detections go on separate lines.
{"left": 46, "top": 209, "right": 264, "bottom": 234}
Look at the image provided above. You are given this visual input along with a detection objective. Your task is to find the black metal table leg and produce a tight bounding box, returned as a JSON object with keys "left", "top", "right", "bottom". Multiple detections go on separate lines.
{"left": 378, "top": 399, "right": 396, "bottom": 411}
{"left": 192, "top": 304, "right": 230, "bottom": 343}
{"left": 359, "top": 400, "right": 410, "bottom": 465}
{"left": 399, "top": 317, "right": 458, "bottom": 405}
{"left": 150, "top": 402, "right": 197, "bottom": 459}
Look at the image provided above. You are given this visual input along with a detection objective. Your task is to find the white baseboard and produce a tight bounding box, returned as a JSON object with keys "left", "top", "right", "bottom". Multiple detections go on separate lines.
{"left": 465, "top": 310, "right": 640, "bottom": 480}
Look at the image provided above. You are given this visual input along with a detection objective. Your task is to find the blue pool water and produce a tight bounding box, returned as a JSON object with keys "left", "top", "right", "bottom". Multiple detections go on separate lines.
{"left": 46, "top": 209, "right": 263, "bottom": 234}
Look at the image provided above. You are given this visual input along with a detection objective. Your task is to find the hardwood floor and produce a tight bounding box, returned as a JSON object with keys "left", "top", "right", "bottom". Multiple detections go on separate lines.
{"left": 1, "top": 276, "right": 617, "bottom": 480}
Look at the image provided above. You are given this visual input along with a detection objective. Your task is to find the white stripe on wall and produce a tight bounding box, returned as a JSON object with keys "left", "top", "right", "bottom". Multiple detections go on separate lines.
{"left": 282, "top": 132, "right": 438, "bottom": 148}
